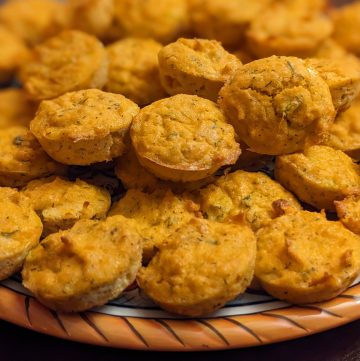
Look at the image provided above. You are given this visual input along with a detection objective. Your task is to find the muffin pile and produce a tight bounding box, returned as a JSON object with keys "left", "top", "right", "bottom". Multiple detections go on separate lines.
{"left": 0, "top": 0, "right": 360, "bottom": 316}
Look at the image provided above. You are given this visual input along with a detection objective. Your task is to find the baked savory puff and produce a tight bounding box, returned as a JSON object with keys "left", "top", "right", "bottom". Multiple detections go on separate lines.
{"left": 22, "top": 176, "right": 111, "bottom": 237}
{"left": 64, "top": 0, "right": 114, "bottom": 39}
{"left": 198, "top": 170, "right": 301, "bottom": 231}
{"left": 256, "top": 207, "right": 360, "bottom": 304}
{"left": 0, "top": 187, "right": 42, "bottom": 280}
{"left": 158, "top": 38, "right": 241, "bottom": 102}
{"left": 131, "top": 94, "right": 240, "bottom": 182}
{"left": 219, "top": 56, "right": 335, "bottom": 155}
{"left": 105, "top": 37, "right": 166, "bottom": 106}
{"left": 0, "top": 126, "right": 66, "bottom": 187}
{"left": 30, "top": 89, "right": 139, "bottom": 165}
{"left": 109, "top": 0, "right": 189, "bottom": 44}
{"left": 275, "top": 145, "right": 360, "bottom": 211}
{"left": 115, "top": 148, "right": 162, "bottom": 193}
{"left": 331, "top": 1, "right": 360, "bottom": 57}
{"left": 22, "top": 215, "right": 142, "bottom": 312}
{"left": 312, "top": 39, "right": 360, "bottom": 71}
{"left": 0, "top": 0, "right": 65, "bottom": 46}
{"left": 19, "top": 30, "right": 108, "bottom": 100}
{"left": 109, "top": 188, "right": 201, "bottom": 263}
{"left": 325, "top": 98, "right": 360, "bottom": 161}
{"left": 245, "top": 1, "right": 333, "bottom": 58}
{"left": 189, "top": 0, "right": 271, "bottom": 48}
{"left": 115, "top": 148, "right": 217, "bottom": 193}
{"left": 137, "top": 218, "right": 256, "bottom": 316}
{"left": 0, "top": 88, "right": 38, "bottom": 129}
{"left": 305, "top": 58, "right": 360, "bottom": 114}
{"left": 335, "top": 194, "right": 360, "bottom": 235}
{"left": 0, "top": 25, "right": 30, "bottom": 84}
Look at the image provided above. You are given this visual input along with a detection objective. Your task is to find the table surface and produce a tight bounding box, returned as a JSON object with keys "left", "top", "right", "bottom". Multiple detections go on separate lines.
{"left": 1, "top": 318, "right": 359, "bottom": 360}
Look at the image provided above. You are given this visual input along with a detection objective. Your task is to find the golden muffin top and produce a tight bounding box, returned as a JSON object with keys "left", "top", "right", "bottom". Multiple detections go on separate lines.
{"left": 65, "top": 0, "right": 114, "bottom": 39}
{"left": 106, "top": 37, "right": 166, "bottom": 106}
{"left": 219, "top": 56, "right": 335, "bottom": 155}
{"left": 305, "top": 57, "right": 360, "bottom": 114}
{"left": 22, "top": 215, "right": 142, "bottom": 301}
{"left": 131, "top": 94, "right": 240, "bottom": 175}
{"left": 137, "top": 217, "right": 256, "bottom": 316}
{"left": 256, "top": 209, "right": 360, "bottom": 303}
{"left": 110, "top": 0, "right": 189, "bottom": 44}
{"left": 0, "top": 126, "right": 66, "bottom": 187}
{"left": 30, "top": 89, "right": 139, "bottom": 141}
{"left": 0, "top": 187, "right": 42, "bottom": 262}
{"left": 20, "top": 30, "right": 108, "bottom": 100}
{"left": 189, "top": 0, "right": 271, "bottom": 47}
{"left": 332, "top": 1, "right": 360, "bottom": 56}
{"left": 0, "top": 0, "right": 64, "bottom": 46}
{"left": 325, "top": 98, "right": 360, "bottom": 160}
{"left": 158, "top": 38, "right": 242, "bottom": 101}
{"left": 110, "top": 188, "right": 201, "bottom": 262}
{"left": 335, "top": 194, "right": 360, "bottom": 235}
{"left": 246, "top": 1, "right": 333, "bottom": 57}
{"left": 275, "top": 145, "right": 360, "bottom": 210}
{"left": 198, "top": 170, "right": 301, "bottom": 231}
{"left": 22, "top": 176, "right": 111, "bottom": 236}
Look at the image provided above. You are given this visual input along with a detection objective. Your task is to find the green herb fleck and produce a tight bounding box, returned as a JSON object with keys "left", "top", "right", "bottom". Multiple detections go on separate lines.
{"left": 286, "top": 60, "right": 296, "bottom": 77}
{"left": 13, "top": 136, "right": 24, "bottom": 146}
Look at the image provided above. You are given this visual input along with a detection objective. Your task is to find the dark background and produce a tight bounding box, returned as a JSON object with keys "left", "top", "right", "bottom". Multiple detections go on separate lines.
{"left": 1, "top": 0, "right": 359, "bottom": 360}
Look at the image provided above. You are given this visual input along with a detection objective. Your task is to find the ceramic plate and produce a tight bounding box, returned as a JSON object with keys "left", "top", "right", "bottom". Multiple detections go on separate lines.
{"left": 0, "top": 276, "right": 359, "bottom": 351}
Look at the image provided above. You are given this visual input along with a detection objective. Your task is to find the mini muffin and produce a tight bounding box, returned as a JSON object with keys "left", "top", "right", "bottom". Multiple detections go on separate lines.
{"left": 0, "top": 88, "right": 38, "bottom": 129}
{"left": 335, "top": 194, "right": 360, "bottom": 235}
{"left": 325, "top": 99, "right": 360, "bottom": 161}
{"left": 278, "top": 0, "right": 328, "bottom": 13}
{"left": 275, "top": 145, "right": 360, "bottom": 211}
{"left": 22, "top": 176, "right": 111, "bottom": 237}
{"left": 65, "top": 0, "right": 114, "bottom": 39}
{"left": 109, "top": 0, "right": 189, "bottom": 44}
{"left": 305, "top": 58, "right": 360, "bottom": 114}
{"left": 105, "top": 38, "right": 166, "bottom": 106}
{"left": 158, "top": 38, "right": 242, "bottom": 102}
{"left": 331, "top": 1, "right": 360, "bottom": 56}
{"left": 219, "top": 56, "right": 335, "bottom": 155}
{"left": 30, "top": 89, "right": 139, "bottom": 165}
{"left": 19, "top": 30, "right": 108, "bottom": 100}
{"left": 115, "top": 148, "right": 218, "bottom": 194}
{"left": 131, "top": 94, "right": 240, "bottom": 182}
{"left": 109, "top": 188, "right": 201, "bottom": 262}
{"left": 312, "top": 39, "right": 360, "bottom": 67}
{"left": 0, "top": 0, "right": 65, "bottom": 46}
{"left": 0, "top": 126, "right": 66, "bottom": 187}
{"left": 256, "top": 209, "right": 360, "bottom": 304}
{"left": 115, "top": 148, "right": 162, "bottom": 192}
{"left": 22, "top": 216, "right": 142, "bottom": 312}
{"left": 0, "top": 187, "right": 42, "bottom": 280}
{"left": 0, "top": 26, "right": 30, "bottom": 83}
{"left": 137, "top": 218, "right": 257, "bottom": 316}
{"left": 198, "top": 170, "right": 301, "bottom": 231}
{"left": 246, "top": 2, "right": 333, "bottom": 58}
{"left": 189, "top": 0, "right": 271, "bottom": 48}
